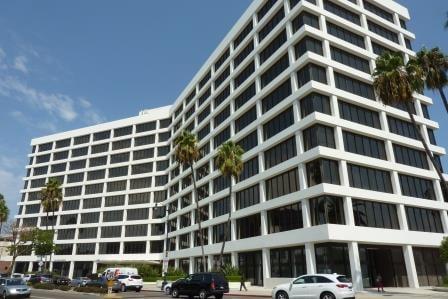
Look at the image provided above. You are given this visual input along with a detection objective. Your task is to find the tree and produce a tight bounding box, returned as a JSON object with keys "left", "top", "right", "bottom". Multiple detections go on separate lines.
{"left": 6, "top": 222, "right": 36, "bottom": 274}
{"left": 440, "top": 237, "right": 448, "bottom": 263}
{"left": 174, "top": 131, "right": 206, "bottom": 271}
{"left": 34, "top": 229, "right": 57, "bottom": 263}
{"left": 0, "top": 194, "right": 9, "bottom": 234}
{"left": 415, "top": 47, "right": 448, "bottom": 113}
{"left": 215, "top": 141, "right": 244, "bottom": 269}
{"left": 373, "top": 52, "right": 448, "bottom": 196}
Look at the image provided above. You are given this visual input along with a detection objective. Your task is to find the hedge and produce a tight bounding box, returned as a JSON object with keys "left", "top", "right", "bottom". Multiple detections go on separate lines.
{"left": 74, "top": 286, "right": 108, "bottom": 294}
{"left": 56, "top": 285, "right": 72, "bottom": 291}
{"left": 31, "top": 283, "right": 55, "bottom": 290}
{"left": 225, "top": 276, "right": 242, "bottom": 282}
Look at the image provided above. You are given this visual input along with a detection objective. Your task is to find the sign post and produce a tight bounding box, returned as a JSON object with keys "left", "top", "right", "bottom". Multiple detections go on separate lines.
{"left": 162, "top": 257, "right": 169, "bottom": 276}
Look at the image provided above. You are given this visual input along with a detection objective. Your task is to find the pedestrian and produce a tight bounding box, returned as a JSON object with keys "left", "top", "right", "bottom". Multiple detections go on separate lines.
{"left": 240, "top": 274, "right": 247, "bottom": 291}
{"left": 375, "top": 274, "right": 384, "bottom": 293}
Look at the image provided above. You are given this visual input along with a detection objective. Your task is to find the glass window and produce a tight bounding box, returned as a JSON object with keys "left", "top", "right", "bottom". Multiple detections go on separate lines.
{"left": 268, "top": 203, "right": 303, "bottom": 233}
{"left": 323, "top": 0, "right": 360, "bottom": 25}
{"left": 236, "top": 185, "right": 260, "bottom": 210}
{"left": 260, "top": 54, "right": 289, "bottom": 89}
{"left": 264, "top": 136, "right": 297, "bottom": 169}
{"left": 259, "top": 6, "right": 285, "bottom": 42}
{"left": 306, "top": 158, "right": 340, "bottom": 186}
{"left": 237, "top": 213, "right": 261, "bottom": 239}
{"left": 303, "top": 124, "right": 335, "bottom": 151}
{"left": 406, "top": 206, "right": 443, "bottom": 233}
{"left": 327, "top": 22, "right": 365, "bottom": 48}
{"left": 347, "top": 163, "right": 393, "bottom": 193}
{"left": 270, "top": 246, "right": 306, "bottom": 278}
{"left": 263, "top": 106, "right": 294, "bottom": 140}
{"left": 343, "top": 130, "right": 386, "bottom": 159}
{"left": 399, "top": 174, "right": 435, "bottom": 200}
{"left": 292, "top": 11, "right": 319, "bottom": 32}
{"left": 334, "top": 72, "right": 375, "bottom": 100}
{"left": 339, "top": 100, "right": 381, "bottom": 129}
{"left": 266, "top": 168, "right": 300, "bottom": 200}
{"left": 352, "top": 199, "right": 399, "bottom": 229}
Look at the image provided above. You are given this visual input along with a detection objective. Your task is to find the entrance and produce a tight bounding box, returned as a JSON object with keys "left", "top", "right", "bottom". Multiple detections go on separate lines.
{"left": 359, "top": 245, "right": 408, "bottom": 287}
{"left": 238, "top": 251, "right": 263, "bottom": 286}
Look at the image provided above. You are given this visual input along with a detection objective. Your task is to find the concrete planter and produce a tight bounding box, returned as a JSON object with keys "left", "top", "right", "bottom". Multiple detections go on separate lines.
{"left": 229, "top": 281, "right": 252, "bottom": 290}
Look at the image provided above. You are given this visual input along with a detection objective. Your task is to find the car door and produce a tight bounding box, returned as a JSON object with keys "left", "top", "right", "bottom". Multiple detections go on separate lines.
{"left": 289, "top": 276, "right": 313, "bottom": 299}
{"left": 189, "top": 274, "right": 203, "bottom": 296}
{"left": 0, "top": 279, "right": 4, "bottom": 293}
{"left": 181, "top": 275, "right": 194, "bottom": 295}
{"left": 310, "top": 276, "right": 334, "bottom": 298}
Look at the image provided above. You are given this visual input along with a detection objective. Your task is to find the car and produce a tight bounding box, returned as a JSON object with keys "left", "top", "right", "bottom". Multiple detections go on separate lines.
{"left": 85, "top": 278, "right": 106, "bottom": 288}
{"left": 163, "top": 282, "right": 172, "bottom": 294}
{"left": 272, "top": 274, "right": 355, "bottom": 299}
{"left": 52, "top": 276, "right": 71, "bottom": 285}
{"left": 171, "top": 272, "right": 229, "bottom": 299}
{"left": 28, "top": 274, "right": 52, "bottom": 284}
{"left": 0, "top": 278, "right": 31, "bottom": 298}
{"left": 10, "top": 274, "right": 23, "bottom": 279}
{"left": 22, "top": 275, "right": 32, "bottom": 283}
{"left": 116, "top": 274, "right": 143, "bottom": 292}
{"left": 70, "top": 277, "right": 91, "bottom": 287}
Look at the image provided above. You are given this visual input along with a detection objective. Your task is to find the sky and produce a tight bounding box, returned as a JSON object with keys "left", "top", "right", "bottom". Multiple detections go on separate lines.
{"left": 0, "top": 0, "right": 447, "bottom": 217}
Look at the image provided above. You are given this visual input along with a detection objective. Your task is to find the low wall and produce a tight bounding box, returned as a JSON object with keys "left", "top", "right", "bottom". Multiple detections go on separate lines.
{"left": 264, "top": 278, "right": 292, "bottom": 289}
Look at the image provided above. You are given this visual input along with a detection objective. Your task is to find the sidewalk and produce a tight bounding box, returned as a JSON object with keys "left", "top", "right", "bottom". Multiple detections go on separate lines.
{"left": 227, "top": 286, "right": 271, "bottom": 297}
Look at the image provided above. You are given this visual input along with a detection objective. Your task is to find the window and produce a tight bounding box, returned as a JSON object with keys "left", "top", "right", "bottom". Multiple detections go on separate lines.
{"left": 127, "top": 208, "right": 149, "bottom": 221}
{"left": 56, "top": 244, "right": 73, "bottom": 255}
{"left": 69, "top": 159, "right": 86, "bottom": 170}
{"left": 156, "top": 160, "right": 169, "bottom": 171}
{"left": 323, "top": 0, "right": 360, "bottom": 25}
{"left": 387, "top": 116, "right": 419, "bottom": 140}
{"left": 124, "top": 242, "right": 146, "bottom": 254}
{"left": 270, "top": 246, "right": 306, "bottom": 278}
{"left": 330, "top": 46, "right": 370, "bottom": 73}
{"left": 134, "top": 135, "right": 155, "bottom": 146}
{"left": 393, "top": 144, "right": 429, "bottom": 169}
{"left": 302, "top": 124, "right": 335, "bottom": 150}
{"left": 257, "top": 0, "right": 276, "bottom": 21}
{"left": 327, "top": 22, "right": 365, "bottom": 48}
{"left": 107, "top": 180, "right": 127, "bottom": 192}
{"left": 214, "top": 105, "right": 230, "bottom": 128}
{"left": 30, "top": 178, "right": 45, "bottom": 188}
{"left": 58, "top": 229, "right": 75, "bottom": 240}
{"left": 128, "top": 192, "right": 150, "bottom": 205}
{"left": 56, "top": 138, "right": 70, "bottom": 148}
{"left": 347, "top": 163, "right": 393, "bottom": 193}
{"left": 264, "top": 136, "right": 296, "bottom": 169}
{"left": 103, "top": 210, "right": 123, "bottom": 222}
{"left": 157, "top": 146, "right": 170, "bottom": 156}
{"left": 258, "top": 7, "right": 285, "bottom": 42}
{"left": 74, "top": 134, "right": 90, "bottom": 145}
{"left": 297, "top": 63, "right": 327, "bottom": 88}
{"left": 53, "top": 151, "right": 69, "bottom": 161}
{"left": 405, "top": 206, "right": 443, "bottom": 233}
{"left": 235, "top": 83, "right": 256, "bottom": 111}
{"left": 300, "top": 92, "right": 330, "bottom": 117}
{"left": 125, "top": 224, "right": 148, "bottom": 237}
{"left": 87, "top": 169, "right": 105, "bottom": 181}
{"left": 33, "top": 166, "right": 48, "bottom": 176}
{"left": 295, "top": 36, "right": 323, "bottom": 58}
{"left": 266, "top": 168, "right": 300, "bottom": 200}
{"left": 237, "top": 213, "right": 261, "bottom": 239}
{"left": 60, "top": 214, "right": 77, "bottom": 225}
{"left": 334, "top": 72, "right": 375, "bottom": 100}
{"left": 263, "top": 106, "right": 294, "bottom": 140}
{"left": 310, "top": 196, "right": 345, "bottom": 225}
{"left": 292, "top": 11, "right": 319, "bottom": 32}
{"left": 64, "top": 186, "right": 82, "bottom": 197}
{"left": 152, "top": 207, "right": 165, "bottom": 219}
{"left": 112, "top": 139, "right": 131, "bottom": 150}
{"left": 150, "top": 241, "right": 164, "bottom": 253}
{"left": 214, "top": 66, "right": 230, "bottom": 89}
{"left": 198, "top": 87, "right": 211, "bottom": 107}
{"left": 110, "top": 152, "right": 130, "bottom": 164}
{"left": 194, "top": 205, "right": 209, "bottom": 223}
{"left": 234, "top": 61, "right": 255, "bottom": 89}
{"left": 234, "top": 21, "right": 253, "bottom": 49}
{"left": 339, "top": 101, "right": 381, "bottom": 129}
{"left": 155, "top": 175, "right": 168, "bottom": 186}
{"left": 364, "top": 1, "right": 394, "bottom": 22}
{"left": 107, "top": 166, "right": 128, "bottom": 178}
{"left": 130, "top": 177, "right": 152, "bottom": 189}
{"left": 261, "top": 54, "right": 289, "bottom": 89}
{"left": 180, "top": 233, "right": 191, "bottom": 249}
{"left": 371, "top": 41, "right": 396, "bottom": 56}
{"left": 238, "top": 157, "right": 259, "bottom": 182}
{"left": 25, "top": 204, "right": 40, "bottom": 214}
{"left": 214, "top": 47, "right": 229, "bottom": 71}
{"left": 427, "top": 128, "right": 437, "bottom": 145}
{"left": 236, "top": 185, "right": 260, "bottom": 210}
{"left": 306, "top": 158, "right": 340, "bottom": 186}
{"left": 72, "top": 147, "right": 88, "bottom": 157}
{"left": 234, "top": 40, "right": 253, "bottom": 67}
{"left": 83, "top": 197, "right": 102, "bottom": 209}
{"left": 268, "top": 203, "right": 303, "bottom": 233}
{"left": 151, "top": 223, "right": 165, "bottom": 236}
{"left": 367, "top": 20, "right": 399, "bottom": 44}
{"left": 198, "top": 124, "right": 210, "bottom": 141}
{"left": 399, "top": 174, "right": 435, "bottom": 200}
{"left": 154, "top": 190, "right": 167, "bottom": 203}
{"left": 237, "top": 130, "right": 258, "bottom": 152}
{"left": 78, "top": 227, "right": 98, "bottom": 239}
{"left": 343, "top": 131, "right": 386, "bottom": 159}
{"left": 62, "top": 200, "right": 80, "bottom": 211}
{"left": 101, "top": 226, "right": 121, "bottom": 238}
{"left": 213, "top": 176, "right": 230, "bottom": 194}
{"left": 213, "top": 223, "right": 231, "bottom": 243}
{"left": 180, "top": 213, "right": 191, "bottom": 228}
{"left": 133, "top": 148, "right": 154, "bottom": 160}
{"left": 214, "top": 126, "right": 230, "bottom": 149}
{"left": 194, "top": 228, "right": 209, "bottom": 246}
{"left": 413, "top": 247, "right": 446, "bottom": 287}
{"left": 197, "top": 105, "right": 210, "bottom": 125}
{"left": 405, "top": 38, "right": 412, "bottom": 50}
{"left": 80, "top": 212, "right": 100, "bottom": 224}
{"left": 93, "top": 130, "right": 110, "bottom": 141}
{"left": 213, "top": 197, "right": 230, "bottom": 217}
{"left": 99, "top": 242, "right": 120, "bottom": 254}
{"left": 315, "top": 243, "right": 350, "bottom": 275}
{"left": 260, "top": 29, "right": 287, "bottom": 65}
{"left": 105, "top": 195, "right": 125, "bottom": 207}
{"left": 136, "top": 121, "right": 156, "bottom": 133}
{"left": 214, "top": 85, "right": 230, "bottom": 109}
{"left": 91, "top": 143, "right": 109, "bottom": 154}
{"left": 352, "top": 199, "right": 399, "bottom": 229}
{"left": 197, "top": 184, "right": 209, "bottom": 201}
{"left": 114, "top": 126, "right": 132, "bottom": 137}
{"left": 261, "top": 79, "right": 292, "bottom": 113}
{"left": 89, "top": 156, "right": 107, "bottom": 167}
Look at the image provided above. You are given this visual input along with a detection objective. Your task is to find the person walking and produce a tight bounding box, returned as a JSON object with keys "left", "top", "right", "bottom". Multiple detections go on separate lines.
{"left": 240, "top": 274, "right": 247, "bottom": 291}
{"left": 375, "top": 274, "right": 384, "bottom": 293}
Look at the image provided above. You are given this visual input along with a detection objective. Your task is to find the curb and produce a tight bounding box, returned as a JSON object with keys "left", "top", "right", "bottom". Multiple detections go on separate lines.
{"left": 227, "top": 293, "right": 271, "bottom": 297}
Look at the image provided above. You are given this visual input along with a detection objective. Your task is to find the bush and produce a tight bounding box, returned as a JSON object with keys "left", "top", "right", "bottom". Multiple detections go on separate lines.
{"left": 225, "top": 276, "right": 242, "bottom": 282}
{"left": 31, "top": 283, "right": 55, "bottom": 290}
{"left": 74, "top": 286, "right": 107, "bottom": 294}
{"left": 164, "top": 276, "right": 185, "bottom": 281}
{"left": 166, "top": 267, "right": 186, "bottom": 277}
{"left": 138, "top": 264, "right": 161, "bottom": 282}
{"left": 56, "top": 285, "right": 72, "bottom": 291}
{"left": 221, "top": 264, "right": 240, "bottom": 277}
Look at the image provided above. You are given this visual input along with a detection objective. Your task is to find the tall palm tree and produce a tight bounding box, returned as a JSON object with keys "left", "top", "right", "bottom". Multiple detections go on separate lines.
{"left": 215, "top": 141, "right": 244, "bottom": 269}
{"left": 40, "top": 179, "right": 62, "bottom": 270}
{"left": 174, "top": 131, "right": 207, "bottom": 272}
{"left": 0, "top": 194, "right": 9, "bottom": 234}
{"left": 415, "top": 47, "right": 448, "bottom": 113}
{"left": 373, "top": 52, "right": 448, "bottom": 195}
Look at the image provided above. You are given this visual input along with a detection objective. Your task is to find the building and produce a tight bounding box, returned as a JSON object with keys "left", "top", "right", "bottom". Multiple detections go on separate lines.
{"left": 15, "top": 0, "right": 447, "bottom": 290}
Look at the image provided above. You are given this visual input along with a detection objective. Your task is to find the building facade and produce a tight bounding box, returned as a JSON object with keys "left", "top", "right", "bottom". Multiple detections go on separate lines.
{"left": 15, "top": 0, "right": 447, "bottom": 290}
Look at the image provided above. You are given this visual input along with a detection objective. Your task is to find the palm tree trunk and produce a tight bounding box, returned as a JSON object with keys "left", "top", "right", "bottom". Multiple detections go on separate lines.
{"left": 438, "top": 88, "right": 448, "bottom": 114}
{"left": 45, "top": 210, "right": 49, "bottom": 271}
{"left": 219, "top": 180, "right": 232, "bottom": 270}
{"left": 190, "top": 165, "right": 206, "bottom": 272}
{"left": 406, "top": 102, "right": 448, "bottom": 196}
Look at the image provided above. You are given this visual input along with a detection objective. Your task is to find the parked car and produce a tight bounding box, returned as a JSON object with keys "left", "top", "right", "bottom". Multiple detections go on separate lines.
{"left": 10, "top": 273, "right": 24, "bottom": 279}
{"left": 272, "top": 274, "right": 354, "bottom": 299}
{"left": 28, "top": 274, "right": 52, "bottom": 284}
{"left": 52, "top": 276, "right": 71, "bottom": 285}
{"left": 85, "top": 277, "right": 106, "bottom": 288}
{"left": 163, "top": 282, "right": 172, "bottom": 294}
{"left": 116, "top": 274, "right": 143, "bottom": 292}
{"left": 22, "top": 274, "right": 32, "bottom": 282}
{"left": 0, "top": 278, "right": 31, "bottom": 298}
{"left": 171, "top": 272, "right": 229, "bottom": 299}
{"left": 70, "top": 277, "right": 91, "bottom": 287}
{"left": 102, "top": 267, "right": 138, "bottom": 277}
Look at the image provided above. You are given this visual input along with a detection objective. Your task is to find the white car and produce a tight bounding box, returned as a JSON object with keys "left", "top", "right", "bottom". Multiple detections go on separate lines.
{"left": 272, "top": 274, "right": 355, "bottom": 299}
{"left": 116, "top": 274, "right": 143, "bottom": 292}
{"left": 163, "top": 282, "right": 172, "bottom": 294}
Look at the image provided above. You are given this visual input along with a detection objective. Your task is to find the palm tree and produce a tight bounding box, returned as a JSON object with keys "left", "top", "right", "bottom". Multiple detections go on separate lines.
{"left": 0, "top": 194, "right": 9, "bottom": 234}
{"left": 373, "top": 52, "right": 448, "bottom": 195}
{"left": 415, "top": 47, "right": 448, "bottom": 113}
{"left": 40, "top": 179, "right": 62, "bottom": 270}
{"left": 215, "top": 141, "right": 244, "bottom": 269}
{"left": 174, "top": 131, "right": 207, "bottom": 271}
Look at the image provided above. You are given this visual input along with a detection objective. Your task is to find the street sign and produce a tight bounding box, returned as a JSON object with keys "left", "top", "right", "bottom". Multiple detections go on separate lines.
{"left": 162, "top": 257, "right": 169, "bottom": 274}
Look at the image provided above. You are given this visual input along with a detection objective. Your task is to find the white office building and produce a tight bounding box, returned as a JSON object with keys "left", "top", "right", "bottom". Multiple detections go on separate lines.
{"left": 15, "top": 0, "right": 447, "bottom": 290}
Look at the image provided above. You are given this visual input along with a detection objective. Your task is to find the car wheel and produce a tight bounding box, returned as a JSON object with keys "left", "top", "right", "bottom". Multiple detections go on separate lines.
{"left": 121, "top": 284, "right": 127, "bottom": 292}
{"left": 320, "top": 292, "right": 335, "bottom": 299}
{"left": 77, "top": 283, "right": 81, "bottom": 287}
{"left": 215, "top": 294, "right": 223, "bottom": 299}
{"left": 165, "top": 287, "right": 171, "bottom": 295}
{"left": 171, "top": 288, "right": 180, "bottom": 298}
{"left": 2, "top": 291, "right": 5, "bottom": 299}
{"left": 276, "top": 291, "right": 289, "bottom": 299}
{"left": 199, "top": 289, "right": 208, "bottom": 299}
{"left": 136, "top": 287, "right": 141, "bottom": 293}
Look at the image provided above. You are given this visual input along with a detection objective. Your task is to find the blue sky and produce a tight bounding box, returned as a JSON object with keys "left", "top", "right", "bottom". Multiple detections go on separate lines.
{"left": 0, "top": 0, "right": 446, "bottom": 216}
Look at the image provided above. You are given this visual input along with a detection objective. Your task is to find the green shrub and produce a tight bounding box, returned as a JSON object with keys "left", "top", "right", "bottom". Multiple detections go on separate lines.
{"left": 138, "top": 264, "right": 161, "bottom": 282}
{"left": 144, "top": 276, "right": 159, "bottom": 282}
{"left": 166, "top": 267, "right": 186, "bottom": 277}
{"left": 164, "top": 276, "right": 185, "bottom": 281}
{"left": 225, "top": 275, "right": 242, "bottom": 282}
{"left": 443, "top": 276, "right": 448, "bottom": 286}
{"left": 74, "top": 286, "right": 107, "bottom": 294}
{"left": 221, "top": 264, "right": 240, "bottom": 277}
{"left": 56, "top": 285, "right": 72, "bottom": 291}
{"left": 32, "top": 283, "right": 55, "bottom": 290}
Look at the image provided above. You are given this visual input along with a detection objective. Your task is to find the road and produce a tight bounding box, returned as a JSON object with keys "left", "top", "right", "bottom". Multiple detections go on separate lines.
{"left": 29, "top": 289, "right": 448, "bottom": 299}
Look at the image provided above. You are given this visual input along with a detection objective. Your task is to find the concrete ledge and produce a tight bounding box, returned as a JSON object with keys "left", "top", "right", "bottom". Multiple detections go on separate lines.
{"left": 432, "top": 287, "right": 448, "bottom": 292}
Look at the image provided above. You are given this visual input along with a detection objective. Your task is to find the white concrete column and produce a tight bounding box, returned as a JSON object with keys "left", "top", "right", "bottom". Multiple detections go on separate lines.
{"left": 441, "top": 210, "right": 448, "bottom": 234}
{"left": 348, "top": 242, "right": 363, "bottom": 291}
{"left": 298, "top": 164, "right": 307, "bottom": 190}
{"left": 339, "top": 160, "right": 350, "bottom": 187}
{"left": 27, "top": 261, "right": 33, "bottom": 273}
{"left": 92, "top": 261, "right": 98, "bottom": 274}
{"left": 68, "top": 261, "right": 74, "bottom": 279}
{"left": 189, "top": 257, "right": 194, "bottom": 274}
{"left": 305, "top": 243, "right": 316, "bottom": 274}
{"left": 261, "top": 210, "right": 268, "bottom": 235}
{"left": 175, "top": 259, "right": 179, "bottom": 269}
{"left": 231, "top": 219, "right": 237, "bottom": 241}
{"left": 391, "top": 171, "right": 402, "bottom": 196}
{"left": 207, "top": 255, "right": 213, "bottom": 271}
{"left": 231, "top": 252, "right": 238, "bottom": 267}
{"left": 262, "top": 248, "right": 271, "bottom": 280}
{"left": 397, "top": 204, "right": 408, "bottom": 231}
{"left": 302, "top": 198, "right": 312, "bottom": 228}
{"left": 403, "top": 245, "right": 419, "bottom": 288}
{"left": 344, "top": 197, "right": 355, "bottom": 226}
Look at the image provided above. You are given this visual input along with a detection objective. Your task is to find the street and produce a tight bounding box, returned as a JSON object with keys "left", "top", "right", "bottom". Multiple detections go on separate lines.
{"left": 28, "top": 289, "right": 448, "bottom": 299}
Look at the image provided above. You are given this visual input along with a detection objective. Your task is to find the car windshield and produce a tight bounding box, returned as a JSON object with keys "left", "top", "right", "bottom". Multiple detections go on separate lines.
{"left": 6, "top": 279, "right": 25, "bottom": 286}
{"left": 117, "top": 275, "right": 128, "bottom": 279}
{"left": 337, "top": 276, "right": 351, "bottom": 283}
{"left": 131, "top": 275, "right": 141, "bottom": 279}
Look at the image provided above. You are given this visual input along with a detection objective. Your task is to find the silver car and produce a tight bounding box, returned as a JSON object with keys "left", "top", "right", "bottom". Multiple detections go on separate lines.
{"left": 0, "top": 278, "right": 31, "bottom": 298}
{"left": 70, "top": 277, "right": 91, "bottom": 287}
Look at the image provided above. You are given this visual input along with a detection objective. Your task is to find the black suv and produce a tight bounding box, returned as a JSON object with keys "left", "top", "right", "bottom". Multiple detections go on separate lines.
{"left": 171, "top": 272, "right": 229, "bottom": 299}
